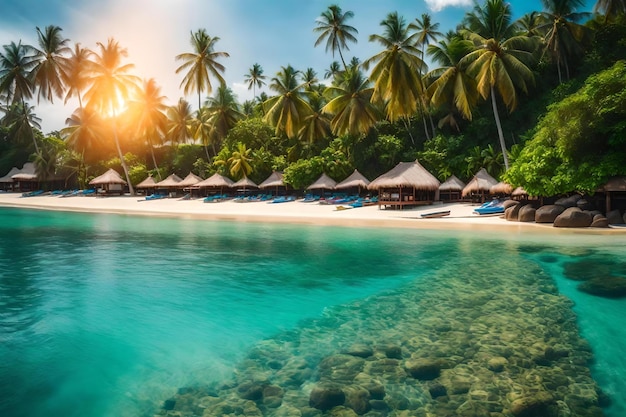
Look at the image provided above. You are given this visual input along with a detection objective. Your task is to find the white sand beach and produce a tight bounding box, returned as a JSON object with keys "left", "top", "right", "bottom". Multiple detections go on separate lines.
{"left": 1, "top": 192, "right": 622, "bottom": 235}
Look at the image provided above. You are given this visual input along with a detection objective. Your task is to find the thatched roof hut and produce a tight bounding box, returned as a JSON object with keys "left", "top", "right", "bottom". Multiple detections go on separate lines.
{"left": 0, "top": 167, "right": 20, "bottom": 189}
{"left": 178, "top": 172, "right": 204, "bottom": 188}
{"left": 462, "top": 168, "right": 498, "bottom": 198}
{"left": 194, "top": 173, "right": 234, "bottom": 189}
{"left": 511, "top": 186, "right": 528, "bottom": 197}
{"left": 369, "top": 161, "right": 440, "bottom": 190}
{"left": 601, "top": 176, "right": 626, "bottom": 212}
{"left": 307, "top": 173, "right": 337, "bottom": 191}
{"left": 259, "top": 171, "right": 285, "bottom": 189}
{"left": 89, "top": 168, "right": 126, "bottom": 186}
{"left": 335, "top": 169, "right": 370, "bottom": 191}
{"left": 490, "top": 181, "right": 513, "bottom": 195}
{"left": 11, "top": 162, "right": 37, "bottom": 181}
{"left": 155, "top": 174, "right": 183, "bottom": 188}
{"left": 136, "top": 176, "right": 157, "bottom": 189}
{"left": 232, "top": 176, "right": 259, "bottom": 190}
{"left": 439, "top": 175, "right": 466, "bottom": 201}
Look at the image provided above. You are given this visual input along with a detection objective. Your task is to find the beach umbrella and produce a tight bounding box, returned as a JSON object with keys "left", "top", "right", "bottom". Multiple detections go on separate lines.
{"left": 155, "top": 174, "right": 183, "bottom": 188}
{"left": 307, "top": 173, "right": 336, "bottom": 190}
{"left": 194, "top": 173, "right": 234, "bottom": 195}
{"left": 178, "top": 172, "right": 204, "bottom": 188}
{"left": 232, "top": 176, "right": 258, "bottom": 194}
{"left": 259, "top": 171, "right": 285, "bottom": 195}
{"left": 0, "top": 167, "right": 20, "bottom": 191}
{"left": 368, "top": 160, "right": 440, "bottom": 207}
{"left": 136, "top": 175, "right": 157, "bottom": 189}
{"left": 89, "top": 168, "right": 127, "bottom": 186}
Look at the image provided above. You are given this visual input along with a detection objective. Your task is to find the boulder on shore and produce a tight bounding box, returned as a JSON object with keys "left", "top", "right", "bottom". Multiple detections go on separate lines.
{"left": 606, "top": 209, "right": 623, "bottom": 225}
{"left": 554, "top": 195, "right": 581, "bottom": 209}
{"left": 554, "top": 207, "right": 592, "bottom": 228}
{"left": 590, "top": 214, "right": 609, "bottom": 228}
{"left": 535, "top": 205, "right": 565, "bottom": 223}
{"left": 518, "top": 205, "right": 536, "bottom": 222}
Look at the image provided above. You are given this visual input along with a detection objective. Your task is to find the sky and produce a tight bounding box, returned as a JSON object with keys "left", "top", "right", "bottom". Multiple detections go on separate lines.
{"left": 1, "top": 0, "right": 595, "bottom": 134}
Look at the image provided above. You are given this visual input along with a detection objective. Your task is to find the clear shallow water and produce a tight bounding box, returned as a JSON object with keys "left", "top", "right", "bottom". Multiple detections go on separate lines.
{"left": 0, "top": 207, "right": 624, "bottom": 417}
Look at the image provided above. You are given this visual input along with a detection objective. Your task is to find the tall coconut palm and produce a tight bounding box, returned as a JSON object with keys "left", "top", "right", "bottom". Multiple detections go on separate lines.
{"left": 244, "top": 63, "right": 266, "bottom": 99}
{"left": 263, "top": 65, "right": 313, "bottom": 139}
{"left": 63, "top": 43, "right": 92, "bottom": 108}
{"left": 363, "top": 12, "right": 426, "bottom": 123}
{"left": 175, "top": 29, "right": 229, "bottom": 109}
{"left": 83, "top": 38, "right": 140, "bottom": 194}
{"left": 204, "top": 84, "right": 243, "bottom": 154}
{"left": 426, "top": 33, "right": 478, "bottom": 127}
{"left": 324, "top": 61, "right": 342, "bottom": 83}
{"left": 301, "top": 67, "right": 319, "bottom": 91}
{"left": 31, "top": 25, "right": 70, "bottom": 103}
{"left": 298, "top": 91, "right": 331, "bottom": 143}
{"left": 227, "top": 142, "right": 253, "bottom": 179}
{"left": 460, "top": 0, "right": 538, "bottom": 170}
{"left": 539, "top": 0, "right": 592, "bottom": 83}
{"left": 128, "top": 78, "right": 168, "bottom": 176}
{"left": 0, "top": 41, "right": 37, "bottom": 106}
{"left": 322, "top": 67, "right": 379, "bottom": 137}
{"left": 1, "top": 102, "right": 41, "bottom": 153}
{"left": 61, "top": 106, "right": 105, "bottom": 163}
{"left": 313, "top": 4, "right": 358, "bottom": 70}
{"left": 190, "top": 106, "right": 216, "bottom": 160}
{"left": 516, "top": 11, "right": 546, "bottom": 37}
{"left": 167, "top": 98, "right": 194, "bottom": 146}
{"left": 594, "top": 0, "right": 626, "bottom": 21}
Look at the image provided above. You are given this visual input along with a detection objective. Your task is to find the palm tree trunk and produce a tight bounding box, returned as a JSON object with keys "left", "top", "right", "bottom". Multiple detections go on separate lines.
{"left": 112, "top": 113, "right": 135, "bottom": 195}
{"left": 402, "top": 118, "right": 416, "bottom": 145}
{"left": 338, "top": 48, "right": 347, "bottom": 71}
{"left": 148, "top": 138, "right": 161, "bottom": 180}
{"left": 429, "top": 114, "right": 437, "bottom": 137}
{"left": 204, "top": 144, "right": 211, "bottom": 161}
{"left": 491, "top": 87, "right": 509, "bottom": 170}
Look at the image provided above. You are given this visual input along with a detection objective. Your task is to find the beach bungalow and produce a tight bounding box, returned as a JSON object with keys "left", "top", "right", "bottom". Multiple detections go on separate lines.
{"left": 439, "top": 175, "right": 466, "bottom": 202}
{"left": 177, "top": 172, "right": 204, "bottom": 197}
{"left": 0, "top": 167, "right": 20, "bottom": 191}
{"left": 10, "top": 163, "right": 38, "bottom": 192}
{"left": 259, "top": 171, "right": 287, "bottom": 196}
{"left": 462, "top": 168, "right": 499, "bottom": 203}
{"left": 335, "top": 169, "right": 370, "bottom": 195}
{"left": 601, "top": 176, "right": 626, "bottom": 212}
{"left": 511, "top": 186, "right": 529, "bottom": 201}
{"left": 193, "top": 173, "right": 234, "bottom": 196}
{"left": 232, "top": 176, "right": 259, "bottom": 196}
{"left": 155, "top": 174, "right": 183, "bottom": 197}
{"left": 136, "top": 175, "right": 158, "bottom": 194}
{"left": 490, "top": 181, "right": 513, "bottom": 197}
{"left": 368, "top": 160, "right": 440, "bottom": 209}
{"left": 89, "top": 168, "right": 126, "bottom": 195}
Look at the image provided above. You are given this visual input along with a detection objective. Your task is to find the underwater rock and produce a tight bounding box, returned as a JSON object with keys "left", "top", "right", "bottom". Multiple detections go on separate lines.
{"left": 404, "top": 358, "right": 441, "bottom": 380}
{"left": 509, "top": 391, "right": 556, "bottom": 417}
{"left": 487, "top": 357, "right": 508, "bottom": 372}
{"left": 309, "top": 383, "right": 345, "bottom": 411}
{"left": 554, "top": 208, "right": 592, "bottom": 228}
{"left": 342, "top": 385, "right": 371, "bottom": 415}
{"left": 353, "top": 373, "right": 385, "bottom": 400}
{"left": 428, "top": 381, "right": 447, "bottom": 398}
{"left": 318, "top": 354, "right": 365, "bottom": 383}
{"left": 379, "top": 344, "right": 402, "bottom": 359}
{"left": 327, "top": 406, "right": 358, "bottom": 417}
{"left": 343, "top": 344, "right": 373, "bottom": 358}
{"left": 578, "top": 276, "right": 626, "bottom": 298}
{"left": 535, "top": 205, "right": 565, "bottom": 223}
{"left": 162, "top": 398, "right": 176, "bottom": 410}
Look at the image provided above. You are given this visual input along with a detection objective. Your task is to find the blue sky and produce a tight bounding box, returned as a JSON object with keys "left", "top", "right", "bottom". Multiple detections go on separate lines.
{"left": 1, "top": 0, "right": 595, "bottom": 133}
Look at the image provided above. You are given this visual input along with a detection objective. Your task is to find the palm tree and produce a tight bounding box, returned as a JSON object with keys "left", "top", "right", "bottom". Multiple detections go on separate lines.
{"left": 263, "top": 65, "right": 313, "bottom": 139}
{"left": 460, "top": 0, "right": 538, "bottom": 170}
{"left": 298, "top": 91, "right": 331, "bottom": 143}
{"left": 167, "top": 98, "right": 194, "bottom": 146}
{"left": 516, "top": 11, "right": 546, "bottom": 37}
{"left": 244, "top": 63, "right": 266, "bottom": 99}
{"left": 313, "top": 4, "right": 358, "bottom": 70}
{"left": 204, "top": 84, "right": 243, "bottom": 154}
{"left": 363, "top": 12, "right": 426, "bottom": 123}
{"left": 83, "top": 38, "right": 140, "bottom": 194}
{"left": 301, "top": 67, "right": 318, "bottom": 91}
{"left": 594, "top": 0, "right": 626, "bottom": 22}
{"left": 61, "top": 106, "right": 105, "bottom": 163}
{"left": 31, "top": 25, "right": 70, "bottom": 103}
{"left": 190, "top": 106, "right": 216, "bottom": 160}
{"left": 322, "top": 67, "right": 379, "bottom": 137}
{"left": 539, "top": 0, "right": 592, "bottom": 83}
{"left": 175, "top": 29, "right": 229, "bottom": 109}
{"left": 1, "top": 102, "right": 41, "bottom": 154}
{"left": 426, "top": 33, "right": 478, "bottom": 126}
{"left": 63, "top": 43, "right": 92, "bottom": 108}
{"left": 128, "top": 78, "right": 168, "bottom": 176}
{"left": 0, "top": 41, "right": 37, "bottom": 106}
{"left": 227, "top": 142, "right": 253, "bottom": 179}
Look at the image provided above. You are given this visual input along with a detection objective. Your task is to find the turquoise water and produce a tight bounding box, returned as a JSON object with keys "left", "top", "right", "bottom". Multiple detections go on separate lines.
{"left": 0, "top": 207, "right": 624, "bottom": 417}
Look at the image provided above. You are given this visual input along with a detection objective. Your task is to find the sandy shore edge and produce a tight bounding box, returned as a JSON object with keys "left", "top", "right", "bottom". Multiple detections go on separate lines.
{"left": 0, "top": 193, "right": 622, "bottom": 235}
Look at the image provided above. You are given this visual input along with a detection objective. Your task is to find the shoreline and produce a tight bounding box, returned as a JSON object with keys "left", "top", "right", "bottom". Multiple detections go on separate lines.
{"left": 0, "top": 192, "right": 622, "bottom": 235}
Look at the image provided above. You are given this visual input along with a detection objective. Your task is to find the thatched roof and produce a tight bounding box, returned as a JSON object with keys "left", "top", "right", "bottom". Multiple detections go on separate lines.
{"left": 11, "top": 162, "right": 37, "bottom": 181}
{"left": 368, "top": 161, "right": 440, "bottom": 191}
{"left": 136, "top": 176, "right": 157, "bottom": 188}
{"left": 89, "top": 168, "right": 126, "bottom": 185}
{"left": 178, "top": 172, "right": 204, "bottom": 188}
{"left": 0, "top": 167, "right": 20, "bottom": 183}
{"left": 232, "top": 176, "right": 258, "bottom": 189}
{"left": 307, "top": 173, "right": 337, "bottom": 190}
{"left": 490, "top": 181, "right": 513, "bottom": 195}
{"left": 335, "top": 169, "right": 370, "bottom": 190}
{"left": 462, "top": 168, "right": 499, "bottom": 197}
{"left": 259, "top": 171, "right": 285, "bottom": 189}
{"left": 439, "top": 175, "right": 465, "bottom": 192}
{"left": 155, "top": 173, "right": 183, "bottom": 188}
{"left": 194, "top": 173, "right": 234, "bottom": 188}
{"left": 511, "top": 186, "right": 528, "bottom": 196}
{"left": 603, "top": 176, "right": 626, "bottom": 192}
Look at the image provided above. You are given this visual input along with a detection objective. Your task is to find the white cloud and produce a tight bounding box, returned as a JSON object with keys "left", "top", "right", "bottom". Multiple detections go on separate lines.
{"left": 424, "top": 0, "right": 473, "bottom": 12}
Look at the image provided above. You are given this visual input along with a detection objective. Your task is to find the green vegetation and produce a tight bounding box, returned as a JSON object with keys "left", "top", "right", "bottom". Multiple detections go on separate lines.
{"left": 1, "top": 2, "right": 625, "bottom": 197}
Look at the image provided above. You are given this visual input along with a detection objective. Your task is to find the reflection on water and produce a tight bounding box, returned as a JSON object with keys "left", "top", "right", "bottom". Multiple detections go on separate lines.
{"left": 0, "top": 207, "right": 624, "bottom": 417}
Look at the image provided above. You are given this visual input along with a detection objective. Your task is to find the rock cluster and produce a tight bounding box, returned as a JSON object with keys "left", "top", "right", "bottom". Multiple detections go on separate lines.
{"left": 504, "top": 195, "right": 615, "bottom": 228}
{"left": 156, "top": 252, "right": 606, "bottom": 417}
